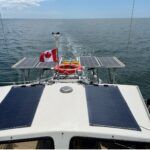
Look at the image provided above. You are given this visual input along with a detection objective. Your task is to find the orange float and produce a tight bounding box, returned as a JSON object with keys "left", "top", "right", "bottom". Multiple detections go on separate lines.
{"left": 55, "top": 64, "right": 83, "bottom": 75}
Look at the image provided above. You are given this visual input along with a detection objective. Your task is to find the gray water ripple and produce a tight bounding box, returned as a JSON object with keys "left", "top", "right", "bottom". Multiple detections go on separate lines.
{"left": 0, "top": 19, "right": 149, "bottom": 99}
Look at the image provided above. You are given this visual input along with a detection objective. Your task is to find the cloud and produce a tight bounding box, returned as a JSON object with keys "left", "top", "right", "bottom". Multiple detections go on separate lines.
{"left": 0, "top": 0, "right": 46, "bottom": 9}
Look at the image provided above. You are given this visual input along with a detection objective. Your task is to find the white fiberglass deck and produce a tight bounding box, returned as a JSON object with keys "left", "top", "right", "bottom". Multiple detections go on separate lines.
{"left": 0, "top": 83, "right": 149, "bottom": 148}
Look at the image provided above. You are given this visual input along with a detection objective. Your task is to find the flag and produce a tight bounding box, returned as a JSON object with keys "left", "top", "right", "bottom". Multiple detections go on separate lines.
{"left": 39, "top": 48, "right": 58, "bottom": 62}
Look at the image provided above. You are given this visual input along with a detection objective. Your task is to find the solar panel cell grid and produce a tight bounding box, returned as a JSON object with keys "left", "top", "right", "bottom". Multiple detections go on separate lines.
{"left": 13, "top": 58, "right": 39, "bottom": 69}
{"left": 0, "top": 85, "right": 44, "bottom": 130}
{"left": 97, "top": 57, "right": 125, "bottom": 68}
{"left": 85, "top": 85, "right": 141, "bottom": 131}
{"left": 80, "top": 56, "right": 100, "bottom": 68}
{"left": 12, "top": 57, "right": 57, "bottom": 69}
{"left": 36, "top": 62, "right": 57, "bottom": 68}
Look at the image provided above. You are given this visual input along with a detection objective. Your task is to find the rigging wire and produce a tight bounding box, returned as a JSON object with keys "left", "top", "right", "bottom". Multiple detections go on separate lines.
{"left": 114, "top": 142, "right": 134, "bottom": 149}
{"left": 0, "top": 76, "right": 54, "bottom": 85}
{"left": 0, "top": 12, "right": 8, "bottom": 52}
{"left": 140, "top": 125, "right": 150, "bottom": 131}
{"left": 126, "top": 0, "right": 136, "bottom": 51}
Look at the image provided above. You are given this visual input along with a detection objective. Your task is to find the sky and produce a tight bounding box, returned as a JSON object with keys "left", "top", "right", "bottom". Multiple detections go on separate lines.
{"left": 0, "top": 0, "right": 150, "bottom": 19}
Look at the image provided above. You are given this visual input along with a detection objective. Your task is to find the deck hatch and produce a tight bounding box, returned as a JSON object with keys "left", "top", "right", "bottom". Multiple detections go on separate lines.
{"left": 85, "top": 85, "right": 141, "bottom": 131}
{"left": 0, "top": 85, "right": 44, "bottom": 130}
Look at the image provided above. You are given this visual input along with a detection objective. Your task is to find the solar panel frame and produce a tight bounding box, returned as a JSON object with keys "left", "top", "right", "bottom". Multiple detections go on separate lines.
{"left": 12, "top": 57, "right": 58, "bottom": 69}
{"left": 0, "top": 85, "right": 44, "bottom": 131}
{"left": 13, "top": 56, "right": 125, "bottom": 69}
{"left": 80, "top": 56, "right": 101, "bottom": 68}
{"left": 97, "top": 57, "right": 125, "bottom": 68}
{"left": 12, "top": 57, "right": 39, "bottom": 69}
{"left": 85, "top": 85, "right": 141, "bottom": 131}
{"left": 36, "top": 62, "right": 57, "bottom": 69}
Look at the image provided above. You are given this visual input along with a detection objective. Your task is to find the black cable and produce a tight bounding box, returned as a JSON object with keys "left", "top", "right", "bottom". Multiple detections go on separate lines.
{"left": 126, "top": 0, "right": 136, "bottom": 51}
{"left": 140, "top": 125, "right": 150, "bottom": 131}
{"left": 114, "top": 142, "right": 134, "bottom": 149}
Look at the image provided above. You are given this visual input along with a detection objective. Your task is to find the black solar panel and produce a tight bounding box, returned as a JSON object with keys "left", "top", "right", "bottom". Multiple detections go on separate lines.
{"left": 0, "top": 85, "right": 44, "bottom": 130}
{"left": 85, "top": 85, "right": 141, "bottom": 131}
{"left": 36, "top": 62, "right": 57, "bottom": 69}
{"left": 12, "top": 57, "right": 39, "bottom": 69}
{"left": 80, "top": 56, "right": 100, "bottom": 68}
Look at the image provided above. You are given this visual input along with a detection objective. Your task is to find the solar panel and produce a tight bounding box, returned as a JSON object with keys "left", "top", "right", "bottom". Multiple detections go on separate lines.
{"left": 80, "top": 56, "right": 100, "bottom": 68}
{"left": 13, "top": 56, "right": 125, "bottom": 69}
{"left": 97, "top": 57, "right": 125, "bottom": 68}
{"left": 85, "top": 85, "right": 140, "bottom": 131}
{"left": 12, "top": 57, "right": 39, "bottom": 69}
{"left": 36, "top": 62, "right": 57, "bottom": 69}
{"left": 0, "top": 85, "right": 44, "bottom": 131}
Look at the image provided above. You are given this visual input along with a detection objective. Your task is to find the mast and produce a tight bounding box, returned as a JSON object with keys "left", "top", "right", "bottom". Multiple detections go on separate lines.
{"left": 52, "top": 32, "right": 61, "bottom": 49}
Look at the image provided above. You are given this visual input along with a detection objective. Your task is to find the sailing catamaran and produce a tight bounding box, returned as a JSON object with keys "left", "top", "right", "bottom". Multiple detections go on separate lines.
{"left": 0, "top": 32, "right": 149, "bottom": 149}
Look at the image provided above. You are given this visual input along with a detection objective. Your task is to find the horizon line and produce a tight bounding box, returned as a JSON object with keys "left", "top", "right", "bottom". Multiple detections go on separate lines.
{"left": 2, "top": 17, "right": 150, "bottom": 20}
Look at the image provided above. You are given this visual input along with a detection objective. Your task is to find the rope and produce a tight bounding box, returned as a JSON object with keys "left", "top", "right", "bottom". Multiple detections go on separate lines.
{"left": 126, "top": 0, "right": 136, "bottom": 51}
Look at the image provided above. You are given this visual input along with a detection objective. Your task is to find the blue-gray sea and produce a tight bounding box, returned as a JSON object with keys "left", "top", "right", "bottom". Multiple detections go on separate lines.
{"left": 0, "top": 19, "right": 149, "bottom": 99}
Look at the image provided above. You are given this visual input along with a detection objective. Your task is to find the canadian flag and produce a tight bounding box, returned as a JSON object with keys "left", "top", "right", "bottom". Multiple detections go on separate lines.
{"left": 39, "top": 48, "right": 58, "bottom": 62}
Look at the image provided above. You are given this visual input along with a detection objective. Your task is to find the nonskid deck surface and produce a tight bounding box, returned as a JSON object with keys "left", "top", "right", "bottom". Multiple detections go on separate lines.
{"left": 0, "top": 83, "right": 143, "bottom": 132}
{"left": 0, "top": 82, "right": 150, "bottom": 145}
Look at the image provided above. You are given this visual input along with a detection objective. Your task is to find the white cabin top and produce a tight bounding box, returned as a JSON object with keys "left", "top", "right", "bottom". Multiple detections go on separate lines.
{"left": 0, "top": 83, "right": 149, "bottom": 148}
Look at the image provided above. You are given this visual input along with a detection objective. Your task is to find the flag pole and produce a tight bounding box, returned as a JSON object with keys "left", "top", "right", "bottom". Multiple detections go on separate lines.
{"left": 52, "top": 32, "right": 61, "bottom": 62}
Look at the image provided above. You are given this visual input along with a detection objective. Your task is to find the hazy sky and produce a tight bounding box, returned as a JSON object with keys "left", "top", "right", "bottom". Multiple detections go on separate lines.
{"left": 0, "top": 0, "right": 149, "bottom": 19}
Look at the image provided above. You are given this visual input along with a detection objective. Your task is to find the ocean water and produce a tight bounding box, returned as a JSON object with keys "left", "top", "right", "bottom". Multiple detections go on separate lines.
{"left": 0, "top": 19, "right": 149, "bottom": 99}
